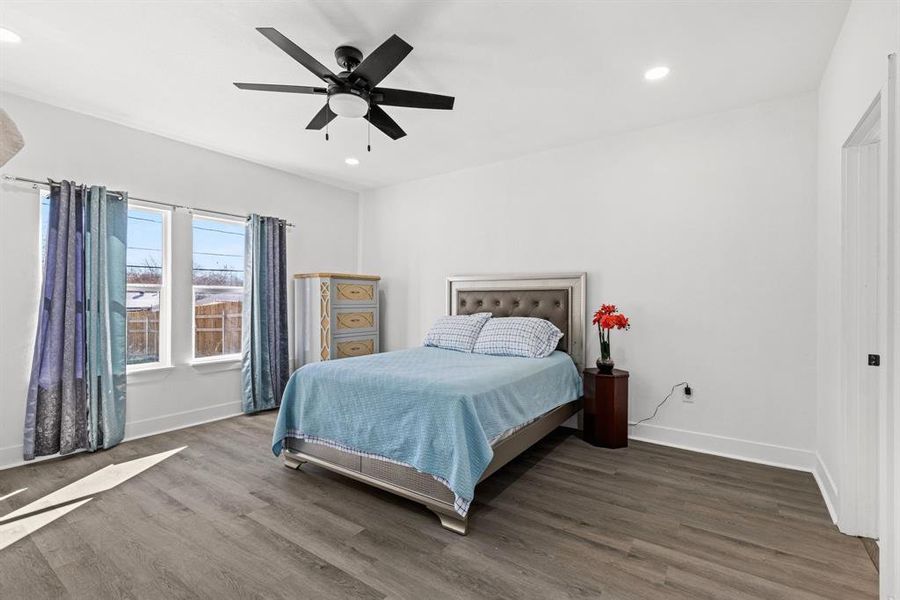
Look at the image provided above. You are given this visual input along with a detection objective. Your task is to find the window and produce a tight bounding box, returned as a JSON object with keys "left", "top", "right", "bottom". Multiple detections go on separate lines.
{"left": 126, "top": 205, "right": 169, "bottom": 368}
{"left": 39, "top": 190, "right": 50, "bottom": 262}
{"left": 40, "top": 193, "right": 170, "bottom": 368}
{"left": 192, "top": 216, "right": 245, "bottom": 360}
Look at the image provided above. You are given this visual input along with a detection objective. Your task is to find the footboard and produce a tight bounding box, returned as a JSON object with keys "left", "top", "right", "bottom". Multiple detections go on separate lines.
{"left": 282, "top": 398, "right": 581, "bottom": 535}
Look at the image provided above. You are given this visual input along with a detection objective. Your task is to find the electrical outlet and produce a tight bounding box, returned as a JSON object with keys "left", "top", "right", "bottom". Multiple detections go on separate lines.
{"left": 683, "top": 384, "right": 694, "bottom": 403}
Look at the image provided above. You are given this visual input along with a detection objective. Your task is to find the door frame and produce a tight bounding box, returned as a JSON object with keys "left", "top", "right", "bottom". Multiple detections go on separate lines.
{"left": 840, "top": 54, "right": 898, "bottom": 597}
{"left": 879, "top": 52, "right": 899, "bottom": 600}
{"left": 840, "top": 89, "right": 882, "bottom": 539}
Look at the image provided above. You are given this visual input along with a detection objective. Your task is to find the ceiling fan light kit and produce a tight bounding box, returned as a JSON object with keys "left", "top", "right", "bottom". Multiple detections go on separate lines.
{"left": 234, "top": 28, "right": 454, "bottom": 149}
{"left": 329, "top": 92, "right": 368, "bottom": 118}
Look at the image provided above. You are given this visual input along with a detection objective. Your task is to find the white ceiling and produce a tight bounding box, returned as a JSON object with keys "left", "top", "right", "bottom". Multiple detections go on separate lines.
{"left": 0, "top": 1, "right": 848, "bottom": 191}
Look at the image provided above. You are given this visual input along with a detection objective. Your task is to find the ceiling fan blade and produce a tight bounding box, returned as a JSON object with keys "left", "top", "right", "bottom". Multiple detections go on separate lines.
{"left": 234, "top": 83, "right": 326, "bottom": 95}
{"left": 305, "top": 104, "right": 338, "bottom": 130}
{"left": 256, "top": 27, "right": 337, "bottom": 83}
{"left": 365, "top": 104, "right": 406, "bottom": 140}
{"left": 352, "top": 34, "right": 413, "bottom": 87}
{"left": 373, "top": 88, "right": 454, "bottom": 110}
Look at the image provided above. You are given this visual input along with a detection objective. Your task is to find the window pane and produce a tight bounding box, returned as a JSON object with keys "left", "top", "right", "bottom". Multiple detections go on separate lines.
{"left": 126, "top": 288, "right": 160, "bottom": 364}
{"left": 128, "top": 208, "right": 163, "bottom": 284}
{"left": 194, "top": 289, "right": 243, "bottom": 358}
{"left": 192, "top": 217, "right": 245, "bottom": 286}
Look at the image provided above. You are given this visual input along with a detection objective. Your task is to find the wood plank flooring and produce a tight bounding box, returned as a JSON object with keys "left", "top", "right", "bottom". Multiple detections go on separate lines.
{"left": 0, "top": 412, "right": 878, "bottom": 599}
{"left": 861, "top": 537, "right": 879, "bottom": 572}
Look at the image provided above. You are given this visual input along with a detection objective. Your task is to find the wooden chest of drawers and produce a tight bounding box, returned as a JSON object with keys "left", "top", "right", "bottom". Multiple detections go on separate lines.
{"left": 294, "top": 273, "right": 380, "bottom": 367}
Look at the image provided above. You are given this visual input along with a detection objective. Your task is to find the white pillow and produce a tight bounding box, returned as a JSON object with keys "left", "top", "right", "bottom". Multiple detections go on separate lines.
{"left": 473, "top": 317, "right": 563, "bottom": 358}
{"left": 423, "top": 313, "right": 492, "bottom": 353}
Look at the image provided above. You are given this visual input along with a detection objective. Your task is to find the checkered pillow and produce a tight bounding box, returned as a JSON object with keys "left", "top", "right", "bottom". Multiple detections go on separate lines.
{"left": 423, "top": 313, "right": 493, "bottom": 353}
{"left": 473, "top": 317, "right": 563, "bottom": 358}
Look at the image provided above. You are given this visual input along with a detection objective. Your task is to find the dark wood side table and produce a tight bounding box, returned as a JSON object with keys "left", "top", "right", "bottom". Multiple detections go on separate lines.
{"left": 582, "top": 368, "right": 629, "bottom": 448}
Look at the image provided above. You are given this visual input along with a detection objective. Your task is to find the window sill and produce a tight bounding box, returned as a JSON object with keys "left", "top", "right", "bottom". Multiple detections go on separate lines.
{"left": 127, "top": 363, "right": 175, "bottom": 382}
{"left": 190, "top": 355, "right": 242, "bottom": 371}
{"left": 127, "top": 362, "right": 173, "bottom": 373}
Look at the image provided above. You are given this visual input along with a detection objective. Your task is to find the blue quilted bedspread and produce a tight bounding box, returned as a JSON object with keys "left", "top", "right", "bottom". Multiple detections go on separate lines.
{"left": 272, "top": 346, "right": 582, "bottom": 509}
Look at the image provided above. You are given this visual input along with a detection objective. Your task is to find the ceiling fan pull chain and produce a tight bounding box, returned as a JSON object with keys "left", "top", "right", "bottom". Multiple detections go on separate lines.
{"left": 367, "top": 105, "right": 372, "bottom": 152}
{"left": 325, "top": 102, "right": 330, "bottom": 141}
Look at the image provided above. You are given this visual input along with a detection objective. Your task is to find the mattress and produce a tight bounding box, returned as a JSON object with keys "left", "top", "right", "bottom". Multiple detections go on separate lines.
{"left": 272, "top": 346, "right": 582, "bottom": 514}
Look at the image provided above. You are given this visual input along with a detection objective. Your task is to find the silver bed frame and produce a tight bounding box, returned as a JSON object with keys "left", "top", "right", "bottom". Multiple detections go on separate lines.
{"left": 283, "top": 273, "right": 586, "bottom": 534}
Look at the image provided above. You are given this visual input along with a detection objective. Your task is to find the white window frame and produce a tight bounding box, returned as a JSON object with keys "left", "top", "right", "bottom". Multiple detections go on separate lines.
{"left": 126, "top": 201, "right": 172, "bottom": 373}
{"left": 191, "top": 213, "right": 245, "bottom": 364}
{"left": 38, "top": 189, "right": 50, "bottom": 262}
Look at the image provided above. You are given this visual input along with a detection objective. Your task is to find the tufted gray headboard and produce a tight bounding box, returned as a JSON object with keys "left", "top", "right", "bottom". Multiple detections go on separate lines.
{"left": 447, "top": 273, "right": 586, "bottom": 370}
{"left": 456, "top": 289, "right": 570, "bottom": 351}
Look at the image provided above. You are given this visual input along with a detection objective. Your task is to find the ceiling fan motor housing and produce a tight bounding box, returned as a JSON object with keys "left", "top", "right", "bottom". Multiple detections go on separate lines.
{"left": 335, "top": 46, "right": 363, "bottom": 71}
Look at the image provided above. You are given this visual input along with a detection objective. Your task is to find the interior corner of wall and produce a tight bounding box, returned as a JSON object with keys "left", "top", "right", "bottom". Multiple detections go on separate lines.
{"left": 814, "top": 452, "right": 840, "bottom": 525}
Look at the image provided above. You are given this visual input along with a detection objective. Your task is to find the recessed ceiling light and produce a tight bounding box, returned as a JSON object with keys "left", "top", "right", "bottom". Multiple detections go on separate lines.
{"left": 644, "top": 66, "right": 670, "bottom": 81}
{"left": 0, "top": 27, "right": 22, "bottom": 44}
{"left": 345, "top": 157, "right": 360, "bottom": 166}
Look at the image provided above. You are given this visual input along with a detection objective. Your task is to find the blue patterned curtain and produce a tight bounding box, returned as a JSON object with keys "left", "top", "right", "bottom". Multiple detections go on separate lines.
{"left": 84, "top": 186, "right": 128, "bottom": 450}
{"left": 23, "top": 181, "right": 128, "bottom": 460}
{"left": 24, "top": 181, "right": 87, "bottom": 459}
{"left": 241, "top": 214, "right": 289, "bottom": 413}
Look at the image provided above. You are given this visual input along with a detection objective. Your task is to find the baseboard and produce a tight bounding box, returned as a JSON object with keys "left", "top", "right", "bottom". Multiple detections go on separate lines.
{"left": 123, "top": 401, "right": 242, "bottom": 441}
{"left": 0, "top": 444, "right": 36, "bottom": 471}
{"left": 628, "top": 422, "right": 817, "bottom": 471}
{"left": 813, "top": 453, "right": 840, "bottom": 524}
{"left": 0, "top": 401, "right": 242, "bottom": 471}
{"left": 628, "top": 422, "right": 843, "bottom": 525}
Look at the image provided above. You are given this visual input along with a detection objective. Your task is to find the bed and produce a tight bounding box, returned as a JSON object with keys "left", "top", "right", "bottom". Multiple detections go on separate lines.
{"left": 273, "top": 273, "right": 586, "bottom": 534}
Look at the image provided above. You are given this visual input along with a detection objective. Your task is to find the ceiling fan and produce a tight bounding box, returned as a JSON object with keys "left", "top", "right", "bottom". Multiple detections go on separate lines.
{"left": 234, "top": 28, "right": 454, "bottom": 145}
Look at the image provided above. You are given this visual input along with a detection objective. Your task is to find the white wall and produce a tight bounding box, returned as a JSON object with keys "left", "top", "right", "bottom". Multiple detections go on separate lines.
{"left": 0, "top": 93, "right": 359, "bottom": 469}
{"left": 815, "top": 0, "right": 899, "bottom": 522}
{"left": 359, "top": 93, "right": 819, "bottom": 469}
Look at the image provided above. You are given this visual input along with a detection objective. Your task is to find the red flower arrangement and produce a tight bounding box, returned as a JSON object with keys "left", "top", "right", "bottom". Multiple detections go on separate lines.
{"left": 592, "top": 304, "right": 630, "bottom": 372}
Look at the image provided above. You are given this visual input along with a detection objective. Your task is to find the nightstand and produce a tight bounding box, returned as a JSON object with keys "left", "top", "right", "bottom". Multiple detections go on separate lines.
{"left": 582, "top": 368, "right": 629, "bottom": 448}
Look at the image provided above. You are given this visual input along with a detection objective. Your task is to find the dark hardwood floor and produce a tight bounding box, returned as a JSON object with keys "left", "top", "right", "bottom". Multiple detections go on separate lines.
{"left": 0, "top": 412, "right": 878, "bottom": 599}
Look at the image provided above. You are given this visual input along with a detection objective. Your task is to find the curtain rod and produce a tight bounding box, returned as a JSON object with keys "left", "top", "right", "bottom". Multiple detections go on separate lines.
{"left": 1, "top": 174, "right": 295, "bottom": 228}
